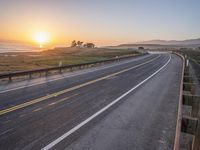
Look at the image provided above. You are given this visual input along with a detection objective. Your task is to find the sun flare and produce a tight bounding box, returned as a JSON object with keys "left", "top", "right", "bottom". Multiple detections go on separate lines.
{"left": 33, "top": 32, "right": 49, "bottom": 47}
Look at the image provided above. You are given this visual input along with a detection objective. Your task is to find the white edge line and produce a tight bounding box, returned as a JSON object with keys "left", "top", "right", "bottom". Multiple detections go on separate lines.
{"left": 41, "top": 54, "right": 171, "bottom": 150}
{"left": 0, "top": 55, "right": 152, "bottom": 94}
{"left": 0, "top": 128, "right": 14, "bottom": 136}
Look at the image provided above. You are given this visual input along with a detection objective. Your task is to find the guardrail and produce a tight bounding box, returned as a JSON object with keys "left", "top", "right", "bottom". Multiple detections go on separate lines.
{"left": 0, "top": 54, "right": 143, "bottom": 82}
{"left": 173, "top": 52, "right": 185, "bottom": 150}
{"left": 174, "top": 52, "right": 200, "bottom": 150}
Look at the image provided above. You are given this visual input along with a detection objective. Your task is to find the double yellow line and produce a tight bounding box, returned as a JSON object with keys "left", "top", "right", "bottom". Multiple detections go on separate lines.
{"left": 0, "top": 55, "right": 161, "bottom": 116}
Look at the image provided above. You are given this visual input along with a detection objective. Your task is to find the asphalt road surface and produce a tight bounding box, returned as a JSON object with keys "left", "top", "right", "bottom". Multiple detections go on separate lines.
{"left": 0, "top": 53, "right": 183, "bottom": 150}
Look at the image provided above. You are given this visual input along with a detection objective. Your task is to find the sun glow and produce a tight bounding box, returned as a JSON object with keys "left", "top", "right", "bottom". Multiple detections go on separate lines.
{"left": 33, "top": 31, "right": 49, "bottom": 47}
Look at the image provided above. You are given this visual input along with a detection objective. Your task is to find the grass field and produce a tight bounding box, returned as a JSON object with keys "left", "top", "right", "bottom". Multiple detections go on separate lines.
{"left": 0, "top": 47, "right": 140, "bottom": 73}
{"left": 180, "top": 49, "right": 200, "bottom": 64}
{"left": 179, "top": 49, "right": 200, "bottom": 81}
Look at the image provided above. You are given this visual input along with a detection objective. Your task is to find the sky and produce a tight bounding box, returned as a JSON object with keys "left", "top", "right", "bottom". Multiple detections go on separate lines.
{"left": 0, "top": 0, "right": 200, "bottom": 46}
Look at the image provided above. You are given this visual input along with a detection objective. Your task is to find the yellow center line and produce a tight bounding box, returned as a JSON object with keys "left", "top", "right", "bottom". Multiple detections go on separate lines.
{"left": 0, "top": 55, "right": 161, "bottom": 116}
{"left": 48, "top": 93, "right": 79, "bottom": 106}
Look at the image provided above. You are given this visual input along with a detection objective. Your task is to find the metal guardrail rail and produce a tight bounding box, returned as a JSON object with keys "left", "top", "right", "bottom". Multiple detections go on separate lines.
{"left": 174, "top": 52, "right": 200, "bottom": 150}
{"left": 0, "top": 54, "right": 143, "bottom": 81}
{"left": 173, "top": 52, "right": 185, "bottom": 150}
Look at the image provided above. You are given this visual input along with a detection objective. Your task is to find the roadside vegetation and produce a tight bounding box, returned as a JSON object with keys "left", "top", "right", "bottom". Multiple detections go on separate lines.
{"left": 178, "top": 49, "right": 200, "bottom": 82}
{"left": 180, "top": 49, "right": 200, "bottom": 64}
{"left": 70, "top": 40, "right": 95, "bottom": 48}
{"left": 0, "top": 47, "right": 140, "bottom": 73}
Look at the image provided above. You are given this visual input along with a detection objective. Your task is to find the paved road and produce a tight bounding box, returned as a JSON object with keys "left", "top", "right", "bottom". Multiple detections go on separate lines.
{"left": 0, "top": 53, "right": 183, "bottom": 150}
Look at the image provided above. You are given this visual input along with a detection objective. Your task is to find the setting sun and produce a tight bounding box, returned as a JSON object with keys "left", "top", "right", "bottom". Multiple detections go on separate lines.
{"left": 33, "top": 32, "right": 49, "bottom": 47}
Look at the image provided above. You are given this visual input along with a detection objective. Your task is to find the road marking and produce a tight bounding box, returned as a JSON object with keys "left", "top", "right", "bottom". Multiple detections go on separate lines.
{"left": 3, "top": 120, "right": 12, "bottom": 124}
{"left": 48, "top": 102, "right": 56, "bottom": 106}
{"left": 0, "top": 55, "right": 160, "bottom": 116}
{"left": 48, "top": 94, "right": 79, "bottom": 106}
{"left": 0, "top": 128, "right": 14, "bottom": 136}
{"left": 106, "top": 76, "right": 117, "bottom": 80}
{"left": 33, "top": 108, "right": 42, "bottom": 112}
{"left": 0, "top": 55, "right": 151, "bottom": 94}
{"left": 19, "top": 114, "right": 26, "bottom": 118}
{"left": 42, "top": 55, "right": 171, "bottom": 150}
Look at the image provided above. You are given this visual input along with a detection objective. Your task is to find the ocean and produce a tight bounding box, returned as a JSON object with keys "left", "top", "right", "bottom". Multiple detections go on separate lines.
{"left": 0, "top": 41, "right": 42, "bottom": 53}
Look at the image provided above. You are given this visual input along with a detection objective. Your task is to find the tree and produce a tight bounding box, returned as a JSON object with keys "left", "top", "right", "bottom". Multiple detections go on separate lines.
{"left": 77, "top": 41, "right": 84, "bottom": 48}
{"left": 71, "top": 40, "right": 77, "bottom": 47}
{"left": 138, "top": 47, "right": 144, "bottom": 50}
{"left": 83, "top": 43, "right": 95, "bottom": 48}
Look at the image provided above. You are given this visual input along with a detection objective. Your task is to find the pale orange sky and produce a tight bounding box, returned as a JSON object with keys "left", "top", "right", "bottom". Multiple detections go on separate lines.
{"left": 0, "top": 0, "right": 199, "bottom": 46}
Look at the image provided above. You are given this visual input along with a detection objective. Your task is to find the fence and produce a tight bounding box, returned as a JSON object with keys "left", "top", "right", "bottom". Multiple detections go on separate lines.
{"left": 0, "top": 54, "right": 143, "bottom": 82}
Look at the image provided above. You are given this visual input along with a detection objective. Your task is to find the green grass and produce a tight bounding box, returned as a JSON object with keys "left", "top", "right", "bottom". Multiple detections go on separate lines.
{"left": 0, "top": 47, "right": 140, "bottom": 73}
{"left": 179, "top": 49, "right": 200, "bottom": 64}
{"left": 178, "top": 49, "right": 200, "bottom": 80}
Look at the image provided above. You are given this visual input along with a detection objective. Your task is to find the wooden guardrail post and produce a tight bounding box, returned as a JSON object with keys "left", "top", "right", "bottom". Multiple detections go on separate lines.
{"left": 183, "top": 94, "right": 200, "bottom": 118}
{"left": 184, "top": 76, "right": 193, "bottom": 83}
{"left": 183, "top": 83, "right": 197, "bottom": 95}
{"left": 29, "top": 73, "right": 32, "bottom": 79}
{"left": 8, "top": 75, "right": 12, "bottom": 82}
{"left": 45, "top": 71, "right": 48, "bottom": 76}
{"left": 181, "top": 116, "right": 198, "bottom": 135}
{"left": 192, "top": 117, "right": 200, "bottom": 150}
{"left": 59, "top": 68, "right": 62, "bottom": 74}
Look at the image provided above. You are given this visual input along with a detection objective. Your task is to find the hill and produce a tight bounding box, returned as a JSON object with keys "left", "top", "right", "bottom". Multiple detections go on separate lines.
{"left": 135, "top": 38, "right": 200, "bottom": 45}
{"left": 114, "top": 38, "right": 200, "bottom": 49}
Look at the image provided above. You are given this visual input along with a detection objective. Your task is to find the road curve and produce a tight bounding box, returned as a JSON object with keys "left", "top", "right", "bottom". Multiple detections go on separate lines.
{"left": 0, "top": 53, "right": 183, "bottom": 150}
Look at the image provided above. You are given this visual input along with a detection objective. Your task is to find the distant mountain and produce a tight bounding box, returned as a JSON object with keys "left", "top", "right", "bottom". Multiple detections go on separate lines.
{"left": 134, "top": 38, "right": 200, "bottom": 45}
{"left": 114, "top": 38, "right": 200, "bottom": 49}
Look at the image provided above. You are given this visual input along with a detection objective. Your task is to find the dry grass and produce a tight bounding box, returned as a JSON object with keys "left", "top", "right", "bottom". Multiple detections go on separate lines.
{"left": 0, "top": 47, "right": 139, "bottom": 73}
